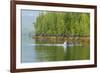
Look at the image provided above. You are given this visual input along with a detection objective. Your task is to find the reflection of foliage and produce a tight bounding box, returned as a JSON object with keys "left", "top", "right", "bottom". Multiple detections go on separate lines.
{"left": 65, "top": 46, "right": 90, "bottom": 60}
{"left": 34, "top": 46, "right": 90, "bottom": 62}
{"left": 34, "top": 46, "right": 65, "bottom": 62}
{"left": 34, "top": 11, "right": 90, "bottom": 36}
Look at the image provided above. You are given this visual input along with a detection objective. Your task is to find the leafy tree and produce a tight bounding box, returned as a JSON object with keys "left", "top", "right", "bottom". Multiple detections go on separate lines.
{"left": 34, "top": 11, "right": 90, "bottom": 36}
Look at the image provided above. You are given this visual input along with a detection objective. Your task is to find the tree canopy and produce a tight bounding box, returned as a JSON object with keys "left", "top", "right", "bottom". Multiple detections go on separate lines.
{"left": 34, "top": 11, "right": 90, "bottom": 36}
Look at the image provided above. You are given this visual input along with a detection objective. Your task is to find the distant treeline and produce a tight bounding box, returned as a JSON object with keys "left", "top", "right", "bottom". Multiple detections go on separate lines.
{"left": 34, "top": 11, "right": 90, "bottom": 36}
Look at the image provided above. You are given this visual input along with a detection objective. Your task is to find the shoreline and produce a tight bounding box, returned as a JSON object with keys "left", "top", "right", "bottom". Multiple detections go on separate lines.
{"left": 32, "top": 35, "right": 90, "bottom": 46}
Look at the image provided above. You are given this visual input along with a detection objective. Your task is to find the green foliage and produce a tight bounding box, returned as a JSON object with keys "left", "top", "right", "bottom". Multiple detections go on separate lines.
{"left": 34, "top": 11, "right": 90, "bottom": 36}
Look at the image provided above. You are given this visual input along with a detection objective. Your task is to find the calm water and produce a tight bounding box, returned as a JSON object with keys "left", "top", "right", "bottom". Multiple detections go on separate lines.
{"left": 21, "top": 36, "right": 90, "bottom": 63}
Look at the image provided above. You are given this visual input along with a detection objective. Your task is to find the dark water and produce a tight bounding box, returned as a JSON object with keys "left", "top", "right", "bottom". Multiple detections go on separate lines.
{"left": 32, "top": 45, "right": 90, "bottom": 62}
{"left": 21, "top": 37, "right": 90, "bottom": 63}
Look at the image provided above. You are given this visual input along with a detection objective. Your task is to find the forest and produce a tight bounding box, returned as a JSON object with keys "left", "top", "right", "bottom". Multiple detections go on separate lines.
{"left": 34, "top": 11, "right": 90, "bottom": 36}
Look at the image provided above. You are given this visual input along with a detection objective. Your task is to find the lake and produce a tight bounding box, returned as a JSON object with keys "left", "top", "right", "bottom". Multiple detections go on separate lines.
{"left": 21, "top": 35, "right": 90, "bottom": 63}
